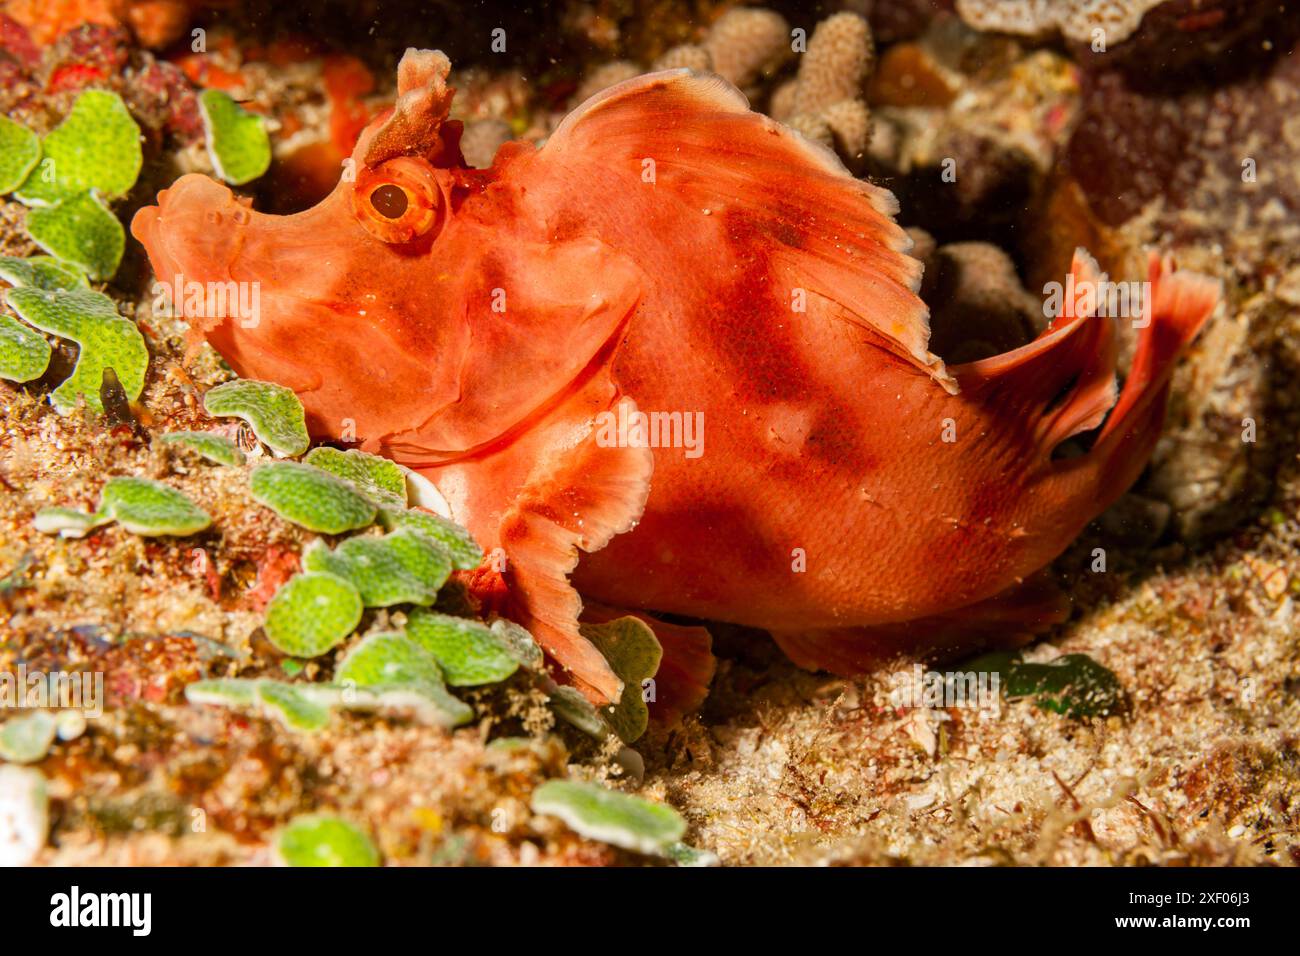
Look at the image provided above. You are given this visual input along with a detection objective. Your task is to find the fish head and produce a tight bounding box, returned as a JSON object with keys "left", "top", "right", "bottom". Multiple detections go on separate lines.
{"left": 131, "top": 49, "right": 474, "bottom": 450}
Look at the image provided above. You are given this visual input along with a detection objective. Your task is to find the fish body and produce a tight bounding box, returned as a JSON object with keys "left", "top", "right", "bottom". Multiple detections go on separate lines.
{"left": 132, "top": 50, "right": 1219, "bottom": 711}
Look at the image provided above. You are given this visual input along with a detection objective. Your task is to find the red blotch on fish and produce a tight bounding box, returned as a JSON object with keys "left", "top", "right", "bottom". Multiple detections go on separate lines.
{"left": 132, "top": 50, "right": 1220, "bottom": 721}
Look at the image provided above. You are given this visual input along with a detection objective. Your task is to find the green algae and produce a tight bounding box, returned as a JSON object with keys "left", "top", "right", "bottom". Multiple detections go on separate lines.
{"left": 0, "top": 115, "right": 40, "bottom": 194}
{"left": 203, "top": 379, "right": 309, "bottom": 457}
{"left": 4, "top": 285, "right": 147, "bottom": 412}
{"left": 0, "top": 711, "right": 57, "bottom": 764}
{"left": 277, "top": 814, "right": 379, "bottom": 867}
{"left": 13, "top": 90, "right": 142, "bottom": 205}
{"left": 304, "top": 447, "right": 406, "bottom": 507}
{"left": 157, "top": 431, "right": 246, "bottom": 467}
{"left": 335, "top": 631, "right": 474, "bottom": 727}
{"left": 377, "top": 506, "right": 483, "bottom": 571}
{"left": 531, "top": 779, "right": 686, "bottom": 855}
{"left": 99, "top": 477, "right": 212, "bottom": 536}
{"left": 405, "top": 608, "right": 520, "bottom": 687}
{"left": 249, "top": 462, "right": 376, "bottom": 534}
{"left": 34, "top": 477, "right": 210, "bottom": 538}
{"left": 0, "top": 315, "right": 51, "bottom": 383}
{"left": 964, "top": 650, "right": 1128, "bottom": 719}
{"left": 302, "top": 528, "right": 451, "bottom": 608}
{"left": 581, "top": 616, "right": 661, "bottom": 743}
{"left": 0, "top": 255, "right": 86, "bottom": 292}
{"left": 199, "top": 90, "right": 272, "bottom": 186}
{"left": 262, "top": 571, "right": 363, "bottom": 658}
{"left": 24, "top": 192, "right": 124, "bottom": 280}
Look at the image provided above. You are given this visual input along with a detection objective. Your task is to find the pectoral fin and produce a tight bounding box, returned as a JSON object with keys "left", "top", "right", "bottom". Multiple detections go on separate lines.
{"left": 430, "top": 382, "right": 654, "bottom": 705}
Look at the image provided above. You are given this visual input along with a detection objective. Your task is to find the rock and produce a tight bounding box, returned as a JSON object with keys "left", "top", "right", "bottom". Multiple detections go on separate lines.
{"left": 0, "top": 765, "right": 47, "bottom": 866}
{"left": 460, "top": 118, "right": 513, "bottom": 169}
{"left": 703, "top": 7, "right": 791, "bottom": 89}
{"left": 923, "top": 241, "right": 1044, "bottom": 362}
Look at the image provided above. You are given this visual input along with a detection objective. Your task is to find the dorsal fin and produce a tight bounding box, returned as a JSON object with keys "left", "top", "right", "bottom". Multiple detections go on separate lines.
{"left": 544, "top": 70, "right": 953, "bottom": 392}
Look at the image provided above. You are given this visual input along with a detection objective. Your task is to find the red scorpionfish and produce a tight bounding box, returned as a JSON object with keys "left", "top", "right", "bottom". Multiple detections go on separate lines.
{"left": 133, "top": 49, "right": 1221, "bottom": 720}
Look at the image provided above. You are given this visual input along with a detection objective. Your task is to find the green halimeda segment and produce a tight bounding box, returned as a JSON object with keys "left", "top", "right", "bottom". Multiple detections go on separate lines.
{"left": 491, "top": 619, "right": 544, "bottom": 671}
{"left": 277, "top": 814, "right": 379, "bottom": 868}
{"left": 336, "top": 631, "right": 443, "bottom": 688}
{"left": 305, "top": 447, "right": 486, "bottom": 571}
{"left": 1004, "top": 653, "right": 1126, "bottom": 719}
{"left": 158, "top": 431, "right": 246, "bottom": 467}
{"left": 531, "top": 780, "right": 686, "bottom": 855}
{"left": 406, "top": 608, "right": 519, "bottom": 686}
{"left": 13, "top": 90, "right": 142, "bottom": 205}
{"left": 580, "top": 616, "right": 662, "bottom": 743}
{"left": 664, "top": 842, "right": 721, "bottom": 867}
{"left": 0, "top": 115, "right": 40, "bottom": 194}
{"left": 25, "top": 193, "right": 126, "bottom": 280}
{"left": 203, "top": 379, "right": 309, "bottom": 457}
{"left": 34, "top": 477, "right": 209, "bottom": 538}
{"left": 184, "top": 678, "right": 332, "bottom": 731}
{"left": 199, "top": 90, "right": 271, "bottom": 186}
{"left": 0, "top": 315, "right": 51, "bottom": 383}
{"left": 0, "top": 257, "right": 82, "bottom": 381}
{"left": 5, "top": 285, "right": 147, "bottom": 412}
{"left": 304, "top": 447, "right": 406, "bottom": 507}
{"left": 547, "top": 684, "right": 611, "bottom": 739}
{"left": 250, "top": 462, "right": 377, "bottom": 534}
{"left": 0, "top": 255, "right": 88, "bottom": 291}
{"left": 378, "top": 506, "right": 483, "bottom": 571}
{"left": 263, "top": 570, "right": 363, "bottom": 657}
{"left": 185, "top": 679, "right": 260, "bottom": 709}
{"left": 32, "top": 506, "right": 106, "bottom": 538}
{"left": 99, "top": 477, "right": 211, "bottom": 536}
{"left": 0, "top": 711, "right": 58, "bottom": 764}
{"left": 335, "top": 631, "right": 474, "bottom": 727}
{"left": 303, "top": 529, "right": 451, "bottom": 607}
{"left": 186, "top": 675, "right": 471, "bottom": 730}
{"left": 963, "top": 650, "right": 1127, "bottom": 719}
{"left": 257, "top": 681, "right": 331, "bottom": 732}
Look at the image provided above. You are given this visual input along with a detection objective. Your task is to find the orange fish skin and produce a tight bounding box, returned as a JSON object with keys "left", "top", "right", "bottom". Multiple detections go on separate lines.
{"left": 131, "top": 54, "right": 1219, "bottom": 707}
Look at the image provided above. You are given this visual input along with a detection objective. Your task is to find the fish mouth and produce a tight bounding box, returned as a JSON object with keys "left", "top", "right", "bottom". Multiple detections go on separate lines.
{"left": 131, "top": 174, "right": 250, "bottom": 325}
{"left": 130, "top": 175, "right": 328, "bottom": 393}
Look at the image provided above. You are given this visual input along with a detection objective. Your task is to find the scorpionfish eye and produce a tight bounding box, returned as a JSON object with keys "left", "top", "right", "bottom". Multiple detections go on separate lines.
{"left": 351, "top": 156, "right": 444, "bottom": 243}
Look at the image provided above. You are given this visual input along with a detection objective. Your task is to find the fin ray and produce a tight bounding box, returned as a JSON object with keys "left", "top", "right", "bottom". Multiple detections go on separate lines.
{"left": 497, "top": 396, "right": 654, "bottom": 704}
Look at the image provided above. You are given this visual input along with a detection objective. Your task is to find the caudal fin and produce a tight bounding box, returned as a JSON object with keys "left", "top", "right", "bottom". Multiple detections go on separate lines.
{"left": 952, "top": 248, "right": 1218, "bottom": 518}
{"left": 952, "top": 248, "right": 1120, "bottom": 455}
{"left": 1097, "top": 253, "right": 1220, "bottom": 445}
{"left": 1059, "top": 251, "right": 1219, "bottom": 511}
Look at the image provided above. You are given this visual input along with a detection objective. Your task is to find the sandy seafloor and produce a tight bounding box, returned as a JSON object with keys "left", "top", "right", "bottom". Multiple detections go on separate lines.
{"left": 1, "top": 0, "right": 1299, "bottom": 865}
